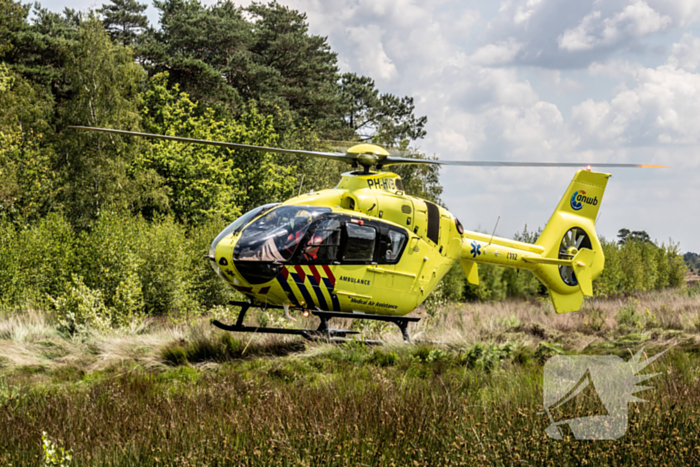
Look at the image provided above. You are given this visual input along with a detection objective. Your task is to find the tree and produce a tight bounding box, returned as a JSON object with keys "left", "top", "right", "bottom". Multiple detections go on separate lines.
{"left": 0, "top": 0, "right": 25, "bottom": 57}
{"left": 617, "top": 228, "right": 652, "bottom": 245}
{"left": 390, "top": 151, "right": 443, "bottom": 204}
{"left": 0, "top": 64, "right": 56, "bottom": 222}
{"left": 138, "top": 0, "right": 342, "bottom": 131}
{"left": 137, "top": 0, "right": 249, "bottom": 113}
{"left": 243, "top": 1, "right": 342, "bottom": 131}
{"left": 136, "top": 73, "right": 296, "bottom": 224}
{"left": 339, "top": 72, "right": 427, "bottom": 147}
{"left": 100, "top": 0, "right": 149, "bottom": 46}
{"left": 1, "top": 2, "right": 80, "bottom": 92}
{"left": 57, "top": 14, "right": 146, "bottom": 228}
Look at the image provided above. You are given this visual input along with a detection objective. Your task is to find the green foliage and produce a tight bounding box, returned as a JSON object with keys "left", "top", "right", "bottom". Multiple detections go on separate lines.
{"left": 0, "top": 210, "right": 233, "bottom": 322}
{"left": 0, "top": 65, "right": 56, "bottom": 223}
{"left": 139, "top": 0, "right": 342, "bottom": 128}
{"left": 58, "top": 14, "right": 145, "bottom": 228}
{"left": 338, "top": 72, "right": 427, "bottom": 146}
{"left": 135, "top": 216, "right": 198, "bottom": 316}
{"left": 533, "top": 342, "right": 563, "bottom": 364}
{"left": 593, "top": 237, "right": 687, "bottom": 296}
{"left": 49, "top": 275, "right": 111, "bottom": 335}
{"left": 583, "top": 307, "right": 606, "bottom": 332}
{"left": 460, "top": 342, "right": 514, "bottom": 372}
{"left": 0, "top": 214, "right": 76, "bottom": 310}
{"left": 75, "top": 212, "right": 144, "bottom": 313}
{"left": 464, "top": 263, "right": 507, "bottom": 301}
{"left": 0, "top": 0, "right": 26, "bottom": 58}
{"left": 368, "top": 349, "right": 398, "bottom": 367}
{"left": 685, "top": 252, "right": 700, "bottom": 271}
{"left": 138, "top": 73, "right": 296, "bottom": 223}
{"left": 616, "top": 298, "right": 643, "bottom": 329}
{"left": 99, "top": 0, "right": 148, "bottom": 46}
{"left": 1, "top": 1, "right": 79, "bottom": 89}
{"left": 76, "top": 211, "right": 201, "bottom": 317}
{"left": 42, "top": 431, "right": 72, "bottom": 466}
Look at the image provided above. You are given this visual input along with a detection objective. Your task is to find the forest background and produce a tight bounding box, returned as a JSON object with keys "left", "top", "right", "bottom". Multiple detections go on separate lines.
{"left": 0, "top": 0, "right": 689, "bottom": 333}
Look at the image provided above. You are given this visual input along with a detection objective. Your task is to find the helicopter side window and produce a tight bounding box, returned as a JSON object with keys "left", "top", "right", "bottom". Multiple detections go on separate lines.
{"left": 378, "top": 230, "right": 407, "bottom": 263}
{"left": 343, "top": 222, "right": 376, "bottom": 262}
{"left": 300, "top": 218, "right": 341, "bottom": 263}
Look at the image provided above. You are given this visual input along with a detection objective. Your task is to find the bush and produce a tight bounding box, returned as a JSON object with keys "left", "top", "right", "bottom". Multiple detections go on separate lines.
{"left": 616, "top": 298, "right": 642, "bottom": 329}
{"left": 75, "top": 212, "right": 145, "bottom": 313}
{"left": 136, "top": 216, "right": 198, "bottom": 317}
{"left": 186, "top": 217, "right": 238, "bottom": 310}
{"left": 461, "top": 342, "right": 514, "bottom": 371}
{"left": 0, "top": 214, "right": 77, "bottom": 311}
{"left": 594, "top": 238, "right": 687, "bottom": 296}
{"left": 49, "top": 275, "right": 110, "bottom": 335}
{"left": 583, "top": 307, "right": 606, "bottom": 332}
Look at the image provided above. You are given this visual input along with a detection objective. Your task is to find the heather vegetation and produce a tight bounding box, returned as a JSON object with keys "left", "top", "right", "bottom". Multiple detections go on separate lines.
{"left": 0, "top": 288, "right": 698, "bottom": 465}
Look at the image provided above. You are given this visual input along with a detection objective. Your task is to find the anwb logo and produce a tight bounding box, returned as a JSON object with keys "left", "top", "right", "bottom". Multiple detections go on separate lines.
{"left": 541, "top": 348, "right": 668, "bottom": 440}
{"left": 570, "top": 190, "right": 599, "bottom": 211}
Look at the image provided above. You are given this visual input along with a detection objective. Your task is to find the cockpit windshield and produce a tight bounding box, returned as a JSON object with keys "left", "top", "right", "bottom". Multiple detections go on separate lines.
{"left": 233, "top": 205, "right": 331, "bottom": 262}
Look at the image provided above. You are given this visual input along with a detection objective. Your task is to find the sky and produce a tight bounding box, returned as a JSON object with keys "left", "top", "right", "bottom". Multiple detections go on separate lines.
{"left": 40, "top": 0, "right": 700, "bottom": 252}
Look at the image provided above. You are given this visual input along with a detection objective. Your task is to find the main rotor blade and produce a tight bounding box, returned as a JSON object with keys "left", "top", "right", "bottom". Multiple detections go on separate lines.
{"left": 68, "top": 126, "right": 354, "bottom": 164}
{"left": 382, "top": 156, "right": 668, "bottom": 168}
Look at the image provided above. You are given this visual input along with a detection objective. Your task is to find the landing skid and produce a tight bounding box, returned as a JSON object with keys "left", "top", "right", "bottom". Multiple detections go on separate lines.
{"left": 211, "top": 301, "right": 421, "bottom": 344}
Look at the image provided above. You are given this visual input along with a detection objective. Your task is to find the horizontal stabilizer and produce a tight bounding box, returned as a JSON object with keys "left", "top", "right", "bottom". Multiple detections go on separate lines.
{"left": 460, "top": 260, "right": 479, "bottom": 285}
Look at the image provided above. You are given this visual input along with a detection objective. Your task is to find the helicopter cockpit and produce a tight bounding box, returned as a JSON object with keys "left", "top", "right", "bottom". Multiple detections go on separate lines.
{"left": 233, "top": 206, "right": 331, "bottom": 262}
{"left": 210, "top": 204, "right": 410, "bottom": 284}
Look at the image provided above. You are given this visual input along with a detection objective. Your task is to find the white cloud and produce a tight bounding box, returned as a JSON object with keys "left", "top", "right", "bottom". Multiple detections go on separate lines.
{"left": 513, "top": 0, "right": 545, "bottom": 25}
{"left": 558, "top": 2, "right": 671, "bottom": 52}
{"left": 470, "top": 38, "right": 523, "bottom": 66}
{"left": 345, "top": 25, "right": 398, "bottom": 80}
{"left": 668, "top": 33, "right": 700, "bottom": 71}
{"left": 572, "top": 45, "right": 700, "bottom": 148}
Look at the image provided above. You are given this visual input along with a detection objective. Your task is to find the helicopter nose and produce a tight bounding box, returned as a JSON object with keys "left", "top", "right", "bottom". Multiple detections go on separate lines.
{"left": 208, "top": 236, "right": 226, "bottom": 279}
{"left": 208, "top": 223, "right": 238, "bottom": 279}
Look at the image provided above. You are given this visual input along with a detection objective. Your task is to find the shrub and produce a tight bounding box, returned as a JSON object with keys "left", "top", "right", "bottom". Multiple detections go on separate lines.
{"left": 136, "top": 216, "right": 198, "bottom": 317}
{"left": 616, "top": 298, "right": 642, "bottom": 329}
{"left": 369, "top": 350, "right": 398, "bottom": 367}
{"left": 161, "top": 341, "right": 188, "bottom": 366}
{"left": 0, "top": 214, "right": 76, "bottom": 311}
{"left": 461, "top": 342, "right": 514, "bottom": 371}
{"left": 75, "top": 212, "right": 144, "bottom": 313}
{"left": 533, "top": 342, "right": 563, "bottom": 364}
{"left": 49, "top": 275, "right": 110, "bottom": 335}
{"left": 583, "top": 307, "right": 606, "bottom": 332}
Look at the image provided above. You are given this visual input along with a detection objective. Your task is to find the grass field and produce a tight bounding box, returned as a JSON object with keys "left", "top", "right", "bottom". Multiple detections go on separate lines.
{"left": 1, "top": 286, "right": 699, "bottom": 466}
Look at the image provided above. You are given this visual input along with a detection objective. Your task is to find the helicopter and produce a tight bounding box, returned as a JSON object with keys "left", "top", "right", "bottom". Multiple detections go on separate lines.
{"left": 70, "top": 126, "right": 666, "bottom": 342}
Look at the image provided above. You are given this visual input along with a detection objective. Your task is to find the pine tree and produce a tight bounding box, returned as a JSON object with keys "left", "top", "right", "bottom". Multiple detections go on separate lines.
{"left": 100, "top": 0, "right": 148, "bottom": 45}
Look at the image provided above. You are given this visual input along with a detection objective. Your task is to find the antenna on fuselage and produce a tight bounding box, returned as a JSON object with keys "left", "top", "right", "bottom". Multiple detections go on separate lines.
{"left": 297, "top": 175, "right": 305, "bottom": 197}
{"left": 488, "top": 216, "right": 501, "bottom": 246}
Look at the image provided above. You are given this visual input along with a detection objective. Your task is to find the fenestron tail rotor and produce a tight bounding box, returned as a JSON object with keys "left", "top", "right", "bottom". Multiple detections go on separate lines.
{"left": 68, "top": 126, "right": 669, "bottom": 171}
{"left": 558, "top": 227, "right": 592, "bottom": 287}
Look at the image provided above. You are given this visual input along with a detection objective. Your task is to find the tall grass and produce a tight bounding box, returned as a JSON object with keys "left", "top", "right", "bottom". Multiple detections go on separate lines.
{"left": 0, "top": 343, "right": 695, "bottom": 466}
{"left": 0, "top": 289, "right": 698, "bottom": 464}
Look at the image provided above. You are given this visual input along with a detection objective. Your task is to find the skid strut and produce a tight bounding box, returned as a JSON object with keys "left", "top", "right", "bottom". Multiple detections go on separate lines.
{"left": 211, "top": 301, "right": 420, "bottom": 343}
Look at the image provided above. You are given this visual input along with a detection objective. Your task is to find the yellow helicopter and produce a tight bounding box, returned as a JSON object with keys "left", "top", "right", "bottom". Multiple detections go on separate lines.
{"left": 70, "top": 126, "right": 665, "bottom": 342}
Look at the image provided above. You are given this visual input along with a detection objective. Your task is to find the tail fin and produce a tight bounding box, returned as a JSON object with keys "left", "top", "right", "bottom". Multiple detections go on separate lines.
{"left": 533, "top": 170, "right": 610, "bottom": 313}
